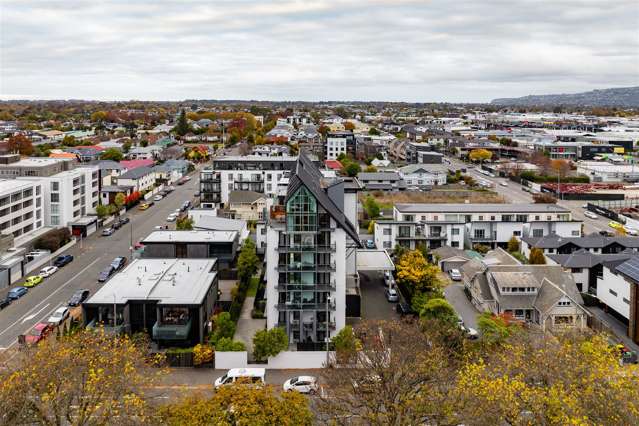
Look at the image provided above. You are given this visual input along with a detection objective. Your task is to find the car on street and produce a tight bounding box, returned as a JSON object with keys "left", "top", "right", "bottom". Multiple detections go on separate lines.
{"left": 181, "top": 200, "right": 191, "bottom": 211}
{"left": 139, "top": 203, "right": 151, "bottom": 210}
{"left": 194, "top": 192, "right": 200, "bottom": 197}
{"left": 609, "top": 221, "right": 624, "bottom": 231}
{"left": 68, "top": 289, "right": 90, "bottom": 306}
{"left": 396, "top": 301, "right": 415, "bottom": 316}
{"left": 47, "top": 307, "right": 70, "bottom": 326}
{"left": 111, "top": 256, "right": 127, "bottom": 271}
{"left": 24, "top": 275, "right": 43, "bottom": 288}
{"left": 53, "top": 254, "right": 74, "bottom": 267}
{"left": 364, "top": 239, "right": 375, "bottom": 249}
{"left": 7, "top": 286, "right": 28, "bottom": 300}
{"left": 174, "top": 208, "right": 181, "bottom": 214}
{"left": 166, "top": 213, "right": 178, "bottom": 222}
{"left": 449, "top": 269, "right": 462, "bottom": 281}
{"left": 119, "top": 217, "right": 130, "bottom": 225}
{"left": 385, "top": 287, "right": 399, "bottom": 302}
{"left": 102, "top": 227, "right": 114, "bottom": 236}
{"left": 215, "top": 368, "right": 266, "bottom": 388}
{"left": 584, "top": 211, "right": 598, "bottom": 219}
{"left": 625, "top": 226, "right": 639, "bottom": 236}
{"left": 112, "top": 220, "right": 122, "bottom": 230}
{"left": 98, "top": 265, "right": 116, "bottom": 282}
{"left": 500, "top": 181, "right": 508, "bottom": 186}
{"left": 153, "top": 194, "right": 163, "bottom": 201}
{"left": 23, "top": 322, "right": 54, "bottom": 345}
{"left": 283, "top": 376, "right": 319, "bottom": 394}
{"left": 39, "top": 265, "right": 58, "bottom": 278}
{"left": 0, "top": 296, "right": 11, "bottom": 309}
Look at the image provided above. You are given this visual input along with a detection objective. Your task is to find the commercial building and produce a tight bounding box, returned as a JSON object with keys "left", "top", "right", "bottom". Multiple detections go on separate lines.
{"left": 83, "top": 258, "right": 219, "bottom": 346}
{"left": 0, "top": 179, "right": 44, "bottom": 239}
{"left": 199, "top": 155, "right": 298, "bottom": 207}
{"left": 375, "top": 203, "right": 581, "bottom": 251}
{"left": 576, "top": 162, "right": 639, "bottom": 183}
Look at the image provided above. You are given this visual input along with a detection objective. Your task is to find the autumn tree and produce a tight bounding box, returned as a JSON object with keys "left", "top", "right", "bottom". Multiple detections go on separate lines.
{"left": 343, "top": 121, "right": 355, "bottom": 131}
{"left": 7, "top": 134, "right": 34, "bottom": 156}
{"left": 533, "top": 192, "right": 558, "bottom": 204}
{"left": 477, "top": 312, "right": 519, "bottom": 345}
{"left": 90, "top": 110, "right": 108, "bottom": 122}
{"left": 0, "top": 329, "right": 163, "bottom": 425}
{"left": 468, "top": 148, "right": 492, "bottom": 164}
{"left": 114, "top": 192, "right": 126, "bottom": 212}
{"left": 176, "top": 216, "right": 194, "bottom": 230}
{"left": 160, "top": 382, "right": 313, "bottom": 426}
{"left": 396, "top": 250, "right": 442, "bottom": 296}
{"left": 528, "top": 247, "right": 546, "bottom": 264}
{"left": 550, "top": 159, "right": 571, "bottom": 178}
{"left": 507, "top": 236, "right": 520, "bottom": 253}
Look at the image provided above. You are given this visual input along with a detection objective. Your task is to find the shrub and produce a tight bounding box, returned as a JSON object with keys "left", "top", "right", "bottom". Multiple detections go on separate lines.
{"left": 34, "top": 228, "right": 72, "bottom": 252}
{"left": 472, "top": 244, "right": 490, "bottom": 254}
{"left": 507, "top": 236, "right": 520, "bottom": 253}
{"left": 330, "top": 326, "right": 361, "bottom": 364}
{"left": 209, "top": 312, "right": 236, "bottom": 344}
{"left": 528, "top": 248, "right": 546, "bottom": 265}
{"left": 193, "top": 344, "right": 214, "bottom": 365}
{"left": 253, "top": 327, "right": 288, "bottom": 361}
{"left": 215, "top": 337, "right": 246, "bottom": 352}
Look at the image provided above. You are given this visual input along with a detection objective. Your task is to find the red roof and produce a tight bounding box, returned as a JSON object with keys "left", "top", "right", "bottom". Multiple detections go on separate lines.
{"left": 120, "top": 159, "right": 154, "bottom": 170}
{"left": 324, "top": 160, "right": 342, "bottom": 170}
{"left": 75, "top": 145, "right": 106, "bottom": 151}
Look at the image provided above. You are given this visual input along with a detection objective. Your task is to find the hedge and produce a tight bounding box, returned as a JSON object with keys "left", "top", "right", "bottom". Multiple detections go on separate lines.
{"left": 34, "top": 228, "right": 72, "bottom": 252}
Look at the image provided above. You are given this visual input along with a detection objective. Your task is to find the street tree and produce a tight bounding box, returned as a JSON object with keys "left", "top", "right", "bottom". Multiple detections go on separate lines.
{"left": 95, "top": 204, "right": 110, "bottom": 219}
{"left": 253, "top": 327, "right": 288, "bottom": 362}
{"left": 114, "top": 193, "right": 126, "bottom": 212}
{"left": 0, "top": 329, "right": 163, "bottom": 425}
{"left": 7, "top": 134, "right": 34, "bottom": 156}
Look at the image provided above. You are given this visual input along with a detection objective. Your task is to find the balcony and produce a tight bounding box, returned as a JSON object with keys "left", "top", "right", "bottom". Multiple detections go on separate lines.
{"left": 470, "top": 234, "right": 494, "bottom": 242}
{"left": 152, "top": 319, "right": 192, "bottom": 341}
{"left": 235, "top": 176, "right": 263, "bottom": 182}
{"left": 200, "top": 173, "right": 221, "bottom": 183}
{"left": 275, "top": 281, "right": 336, "bottom": 291}
{"left": 317, "top": 321, "right": 337, "bottom": 331}
{"left": 276, "top": 301, "right": 336, "bottom": 311}
{"left": 277, "top": 262, "right": 336, "bottom": 272}
{"left": 277, "top": 243, "right": 336, "bottom": 253}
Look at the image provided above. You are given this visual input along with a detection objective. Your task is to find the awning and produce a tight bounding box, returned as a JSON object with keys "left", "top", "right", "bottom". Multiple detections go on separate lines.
{"left": 356, "top": 249, "right": 395, "bottom": 271}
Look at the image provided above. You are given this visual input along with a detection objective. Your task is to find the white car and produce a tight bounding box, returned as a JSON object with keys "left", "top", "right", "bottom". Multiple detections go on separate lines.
{"left": 465, "top": 327, "right": 479, "bottom": 340}
{"left": 584, "top": 211, "right": 598, "bottom": 220}
{"left": 500, "top": 181, "right": 508, "bottom": 186}
{"left": 449, "top": 269, "right": 462, "bottom": 281}
{"left": 625, "top": 227, "right": 639, "bottom": 236}
{"left": 166, "top": 214, "right": 178, "bottom": 222}
{"left": 39, "top": 266, "right": 59, "bottom": 278}
{"left": 283, "top": 376, "right": 319, "bottom": 394}
{"left": 153, "top": 194, "right": 163, "bottom": 202}
{"left": 47, "top": 307, "right": 69, "bottom": 326}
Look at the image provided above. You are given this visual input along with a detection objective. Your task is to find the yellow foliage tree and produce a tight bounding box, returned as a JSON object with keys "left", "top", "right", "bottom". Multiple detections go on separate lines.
{"left": 469, "top": 148, "right": 493, "bottom": 163}
{"left": 396, "top": 250, "right": 442, "bottom": 294}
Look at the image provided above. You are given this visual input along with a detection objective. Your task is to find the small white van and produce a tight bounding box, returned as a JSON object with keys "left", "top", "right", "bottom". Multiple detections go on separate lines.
{"left": 214, "top": 368, "right": 265, "bottom": 389}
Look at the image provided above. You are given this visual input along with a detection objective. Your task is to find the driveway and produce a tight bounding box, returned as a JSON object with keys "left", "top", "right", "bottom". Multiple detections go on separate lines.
{"left": 444, "top": 283, "right": 480, "bottom": 329}
{"left": 359, "top": 271, "right": 399, "bottom": 321}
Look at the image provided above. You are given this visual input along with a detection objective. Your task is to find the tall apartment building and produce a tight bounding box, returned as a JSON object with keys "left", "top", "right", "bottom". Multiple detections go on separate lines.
{"left": 199, "top": 155, "right": 298, "bottom": 207}
{"left": 375, "top": 203, "right": 582, "bottom": 251}
{"left": 264, "top": 153, "right": 362, "bottom": 347}
{"left": 325, "top": 132, "right": 356, "bottom": 160}
{"left": 0, "top": 155, "right": 74, "bottom": 177}
{"left": 0, "top": 179, "right": 44, "bottom": 239}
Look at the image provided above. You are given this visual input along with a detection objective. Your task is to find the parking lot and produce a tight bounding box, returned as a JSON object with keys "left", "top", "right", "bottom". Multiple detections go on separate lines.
{"left": 358, "top": 271, "right": 400, "bottom": 321}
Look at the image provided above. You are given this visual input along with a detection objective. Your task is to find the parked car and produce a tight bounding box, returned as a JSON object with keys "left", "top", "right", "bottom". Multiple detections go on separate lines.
{"left": 102, "top": 227, "right": 114, "bottom": 236}
{"left": 215, "top": 368, "right": 265, "bottom": 389}
{"left": 119, "top": 217, "right": 130, "bottom": 225}
{"left": 68, "top": 289, "right": 90, "bottom": 306}
{"left": 23, "top": 322, "right": 54, "bottom": 345}
{"left": 283, "top": 376, "right": 319, "bottom": 394}
{"left": 111, "top": 256, "right": 127, "bottom": 271}
{"left": 24, "top": 275, "right": 43, "bottom": 288}
{"left": 153, "top": 194, "right": 163, "bottom": 202}
{"left": 609, "top": 221, "right": 624, "bottom": 230}
{"left": 166, "top": 213, "right": 178, "bottom": 222}
{"left": 194, "top": 191, "right": 200, "bottom": 197}
{"left": 465, "top": 327, "right": 479, "bottom": 340}
{"left": 0, "top": 297, "right": 11, "bottom": 309}
{"left": 500, "top": 181, "right": 508, "bottom": 186}
{"left": 7, "top": 286, "right": 28, "bottom": 300}
{"left": 53, "top": 254, "right": 74, "bottom": 267}
{"left": 39, "top": 266, "right": 59, "bottom": 278}
{"left": 364, "top": 240, "right": 376, "bottom": 249}
{"left": 584, "top": 211, "right": 598, "bottom": 219}
{"left": 47, "top": 307, "right": 69, "bottom": 326}
{"left": 138, "top": 203, "right": 151, "bottom": 211}
{"left": 449, "top": 269, "right": 462, "bottom": 281}
{"left": 600, "top": 230, "right": 614, "bottom": 237}
{"left": 396, "top": 301, "right": 415, "bottom": 316}
{"left": 98, "top": 265, "right": 116, "bottom": 282}
{"left": 385, "top": 287, "right": 399, "bottom": 302}
{"left": 112, "top": 220, "right": 122, "bottom": 230}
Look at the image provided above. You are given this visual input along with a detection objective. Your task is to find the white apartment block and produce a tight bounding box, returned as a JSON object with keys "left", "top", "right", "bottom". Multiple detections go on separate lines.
{"left": 0, "top": 179, "right": 44, "bottom": 239}
{"left": 375, "top": 203, "right": 581, "bottom": 251}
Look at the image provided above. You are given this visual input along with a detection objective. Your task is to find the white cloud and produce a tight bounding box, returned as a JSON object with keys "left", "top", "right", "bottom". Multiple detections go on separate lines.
{"left": 0, "top": 0, "right": 637, "bottom": 101}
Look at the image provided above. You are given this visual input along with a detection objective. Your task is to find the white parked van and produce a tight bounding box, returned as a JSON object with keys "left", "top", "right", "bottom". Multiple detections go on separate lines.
{"left": 214, "top": 368, "right": 265, "bottom": 389}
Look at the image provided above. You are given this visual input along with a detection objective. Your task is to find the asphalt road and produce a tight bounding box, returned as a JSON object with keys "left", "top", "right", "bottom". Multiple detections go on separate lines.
{"left": 0, "top": 172, "right": 201, "bottom": 350}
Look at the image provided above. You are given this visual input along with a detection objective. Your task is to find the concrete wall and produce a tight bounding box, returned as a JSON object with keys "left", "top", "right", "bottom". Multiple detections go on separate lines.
{"left": 215, "top": 351, "right": 248, "bottom": 369}
{"left": 597, "top": 266, "right": 630, "bottom": 319}
{"left": 215, "top": 350, "right": 334, "bottom": 370}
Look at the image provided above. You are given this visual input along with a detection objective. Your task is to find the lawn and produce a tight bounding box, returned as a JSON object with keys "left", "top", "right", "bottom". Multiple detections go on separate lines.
{"left": 247, "top": 276, "right": 260, "bottom": 297}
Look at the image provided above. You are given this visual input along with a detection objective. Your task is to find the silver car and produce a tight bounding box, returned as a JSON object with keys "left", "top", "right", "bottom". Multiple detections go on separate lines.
{"left": 385, "top": 287, "right": 399, "bottom": 302}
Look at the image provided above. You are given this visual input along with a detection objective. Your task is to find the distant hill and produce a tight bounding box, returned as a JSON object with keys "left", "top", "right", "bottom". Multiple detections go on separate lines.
{"left": 491, "top": 86, "right": 639, "bottom": 108}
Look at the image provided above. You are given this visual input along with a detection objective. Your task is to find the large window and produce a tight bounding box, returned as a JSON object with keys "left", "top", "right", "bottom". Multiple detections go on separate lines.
{"left": 286, "top": 187, "right": 317, "bottom": 232}
{"left": 161, "top": 307, "right": 190, "bottom": 325}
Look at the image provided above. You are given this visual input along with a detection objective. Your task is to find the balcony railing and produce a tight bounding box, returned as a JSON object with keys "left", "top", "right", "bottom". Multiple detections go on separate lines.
{"left": 152, "top": 319, "right": 192, "bottom": 340}
{"left": 235, "top": 176, "right": 263, "bottom": 182}
{"left": 317, "top": 321, "right": 337, "bottom": 330}
{"left": 276, "top": 301, "right": 336, "bottom": 311}
{"left": 277, "top": 243, "right": 336, "bottom": 252}
{"left": 277, "top": 262, "right": 336, "bottom": 272}
{"left": 275, "top": 281, "right": 336, "bottom": 291}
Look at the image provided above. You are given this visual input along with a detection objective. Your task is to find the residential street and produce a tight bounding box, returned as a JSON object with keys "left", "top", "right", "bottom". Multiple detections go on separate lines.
{"left": 0, "top": 172, "right": 201, "bottom": 351}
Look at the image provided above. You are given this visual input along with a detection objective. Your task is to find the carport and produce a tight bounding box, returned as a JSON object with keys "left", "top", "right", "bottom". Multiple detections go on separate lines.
{"left": 354, "top": 250, "right": 397, "bottom": 320}
{"left": 356, "top": 249, "right": 395, "bottom": 271}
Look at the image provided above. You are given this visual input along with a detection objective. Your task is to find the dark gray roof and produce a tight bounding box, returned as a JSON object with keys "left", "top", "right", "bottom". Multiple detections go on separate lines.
{"left": 396, "top": 203, "right": 569, "bottom": 213}
{"left": 357, "top": 172, "right": 402, "bottom": 181}
{"left": 286, "top": 152, "right": 362, "bottom": 248}
{"left": 431, "top": 246, "right": 470, "bottom": 261}
{"left": 97, "top": 160, "right": 124, "bottom": 170}
{"left": 615, "top": 256, "right": 639, "bottom": 283}
{"left": 547, "top": 249, "right": 635, "bottom": 268}
{"left": 229, "top": 191, "right": 265, "bottom": 204}
{"left": 524, "top": 234, "right": 639, "bottom": 249}
{"left": 118, "top": 166, "right": 154, "bottom": 180}
{"left": 399, "top": 164, "right": 448, "bottom": 174}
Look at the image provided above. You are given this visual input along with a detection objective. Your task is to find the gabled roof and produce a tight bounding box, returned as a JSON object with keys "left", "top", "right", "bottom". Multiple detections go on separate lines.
{"left": 229, "top": 191, "right": 265, "bottom": 204}
{"left": 357, "top": 172, "right": 402, "bottom": 181}
{"left": 616, "top": 256, "right": 639, "bottom": 283}
{"left": 287, "top": 152, "right": 362, "bottom": 248}
{"left": 118, "top": 166, "right": 154, "bottom": 180}
{"left": 547, "top": 249, "right": 635, "bottom": 269}
{"left": 523, "top": 234, "right": 639, "bottom": 249}
{"left": 121, "top": 159, "right": 154, "bottom": 170}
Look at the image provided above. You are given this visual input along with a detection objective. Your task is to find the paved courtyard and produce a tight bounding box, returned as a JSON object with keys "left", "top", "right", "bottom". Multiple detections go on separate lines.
{"left": 444, "top": 283, "right": 480, "bottom": 329}
{"left": 359, "top": 271, "right": 400, "bottom": 321}
{"left": 234, "top": 296, "right": 265, "bottom": 359}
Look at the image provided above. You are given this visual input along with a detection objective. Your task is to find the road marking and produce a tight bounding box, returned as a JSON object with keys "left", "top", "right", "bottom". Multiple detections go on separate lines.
{"left": 21, "top": 303, "right": 49, "bottom": 323}
{"left": 0, "top": 256, "right": 103, "bottom": 338}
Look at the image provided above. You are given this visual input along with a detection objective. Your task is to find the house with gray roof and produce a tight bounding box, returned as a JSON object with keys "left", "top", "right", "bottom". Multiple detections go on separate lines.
{"left": 115, "top": 166, "right": 156, "bottom": 192}
{"left": 521, "top": 234, "right": 639, "bottom": 259}
{"left": 604, "top": 256, "right": 639, "bottom": 345}
{"left": 462, "top": 248, "right": 588, "bottom": 331}
{"left": 399, "top": 164, "right": 448, "bottom": 187}
{"left": 356, "top": 171, "right": 405, "bottom": 191}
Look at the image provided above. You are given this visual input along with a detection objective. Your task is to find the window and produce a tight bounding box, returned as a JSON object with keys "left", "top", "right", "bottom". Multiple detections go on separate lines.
{"left": 609, "top": 289, "right": 618, "bottom": 297}
{"left": 571, "top": 268, "right": 582, "bottom": 273}
{"left": 478, "top": 215, "right": 484, "bottom": 221}
{"left": 51, "top": 182, "right": 59, "bottom": 191}
{"left": 474, "top": 229, "right": 485, "bottom": 239}
{"left": 50, "top": 193, "right": 59, "bottom": 203}
{"left": 546, "top": 216, "right": 551, "bottom": 221}
{"left": 532, "top": 229, "right": 543, "bottom": 237}
{"left": 451, "top": 228, "right": 460, "bottom": 235}
{"left": 623, "top": 297, "right": 630, "bottom": 305}
{"left": 383, "top": 241, "right": 391, "bottom": 248}
{"left": 572, "top": 230, "right": 580, "bottom": 236}
{"left": 557, "top": 300, "right": 571, "bottom": 307}
{"left": 433, "top": 215, "right": 438, "bottom": 221}
{"left": 535, "top": 215, "right": 540, "bottom": 221}
{"left": 502, "top": 215, "right": 513, "bottom": 222}
{"left": 383, "top": 228, "right": 391, "bottom": 235}
{"left": 451, "top": 241, "right": 459, "bottom": 248}
{"left": 554, "top": 315, "right": 573, "bottom": 325}
{"left": 513, "top": 231, "right": 521, "bottom": 236}
{"left": 490, "top": 216, "right": 495, "bottom": 221}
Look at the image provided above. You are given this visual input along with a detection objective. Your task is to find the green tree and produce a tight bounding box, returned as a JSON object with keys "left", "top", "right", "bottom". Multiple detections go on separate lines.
{"left": 100, "top": 148, "right": 123, "bottom": 161}
{"left": 176, "top": 216, "right": 194, "bottom": 230}
{"left": 477, "top": 312, "right": 518, "bottom": 345}
{"left": 174, "top": 109, "right": 190, "bottom": 136}
{"left": 363, "top": 195, "right": 380, "bottom": 219}
{"left": 507, "top": 236, "right": 520, "bottom": 253}
{"left": 420, "top": 298, "right": 458, "bottom": 326}
{"left": 114, "top": 193, "right": 126, "bottom": 211}
{"left": 61, "top": 135, "right": 78, "bottom": 147}
{"left": 140, "top": 139, "right": 149, "bottom": 147}
{"left": 253, "top": 327, "right": 288, "bottom": 361}
{"left": 368, "top": 127, "right": 380, "bottom": 136}
{"left": 95, "top": 204, "right": 110, "bottom": 219}
{"left": 528, "top": 247, "right": 546, "bottom": 264}
{"left": 343, "top": 162, "right": 360, "bottom": 177}
{"left": 215, "top": 337, "right": 246, "bottom": 352}
{"left": 209, "top": 312, "right": 236, "bottom": 345}
{"left": 237, "top": 239, "right": 259, "bottom": 284}
{"left": 330, "top": 325, "right": 360, "bottom": 364}
{"left": 365, "top": 164, "right": 377, "bottom": 173}
{"left": 122, "top": 140, "right": 132, "bottom": 153}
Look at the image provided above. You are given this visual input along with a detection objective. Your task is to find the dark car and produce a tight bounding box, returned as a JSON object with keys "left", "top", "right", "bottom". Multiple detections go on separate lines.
{"left": 396, "top": 302, "right": 416, "bottom": 316}
{"left": 0, "top": 297, "right": 11, "bottom": 309}
{"left": 53, "top": 254, "right": 74, "bottom": 267}
{"left": 98, "top": 266, "right": 115, "bottom": 282}
{"left": 194, "top": 192, "right": 200, "bottom": 197}
{"left": 110, "top": 256, "right": 127, "bottom": 271}
{"left": 120, "top": 217, "right": 130, "bottom": 225}
{"left": 112, "top": 220, "right": 122, "bottom": 230}
{"left": 68, "top": 289, "right": 90, "bottom": 306}
{"left": 7, "top": 286, "right": 28, "bottom": 300}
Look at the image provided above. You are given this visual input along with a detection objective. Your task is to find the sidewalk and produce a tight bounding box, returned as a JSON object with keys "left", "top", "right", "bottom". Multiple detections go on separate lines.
{"left": 234, "top": 296, "right": 265, "bottom": 358}
{"left": 588, "top": 306, "right": 639, "bottom": 352}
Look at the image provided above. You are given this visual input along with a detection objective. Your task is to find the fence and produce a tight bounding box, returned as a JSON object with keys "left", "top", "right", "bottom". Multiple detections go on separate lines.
{"left": 24, "top": 239, "right": 77, "bottom": 274}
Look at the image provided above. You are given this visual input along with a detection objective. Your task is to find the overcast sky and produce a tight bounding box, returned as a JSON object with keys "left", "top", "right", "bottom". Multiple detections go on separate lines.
{"left": 1, "top": 0, "right": 638, "bottom": 102}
